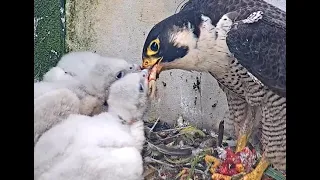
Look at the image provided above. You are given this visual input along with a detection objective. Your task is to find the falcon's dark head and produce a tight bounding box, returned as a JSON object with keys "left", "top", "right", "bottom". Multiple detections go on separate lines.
{"left": 141, "top": 10, "right": 206, "bottom": 74}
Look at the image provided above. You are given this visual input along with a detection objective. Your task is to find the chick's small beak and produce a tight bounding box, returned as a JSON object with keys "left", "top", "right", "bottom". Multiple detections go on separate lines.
{"left": 141, "top": 69, "right": 149, "bottom": 78}
{"left": 132, "top": 64, "right": 141, "bottom": 71}
{"left": 141, "top": 69, "right": 150, "bottom": 85}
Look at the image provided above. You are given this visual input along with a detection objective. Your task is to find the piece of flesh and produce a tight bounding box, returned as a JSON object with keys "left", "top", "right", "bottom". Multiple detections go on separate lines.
{"left": 148, "top": 64, "right": 158, "bottom": 98}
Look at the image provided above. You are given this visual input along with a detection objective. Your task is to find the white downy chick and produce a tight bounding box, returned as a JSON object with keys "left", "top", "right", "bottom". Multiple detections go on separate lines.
{"left": 42, "top": 67, "right": 74, "bottom": 82}
{"left": 34, "top": 70, "right": 149, "bottom": 180}
{"left": 34, "top": 51, "right": 140, "bottom": 144}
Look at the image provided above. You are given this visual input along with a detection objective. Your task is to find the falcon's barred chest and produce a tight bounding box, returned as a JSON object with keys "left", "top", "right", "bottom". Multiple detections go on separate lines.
{"left": 213, "top": 59, "right": 267, "bottom": 105}
{"left": 198, "top": 13, "right": 268, "bottom": 104}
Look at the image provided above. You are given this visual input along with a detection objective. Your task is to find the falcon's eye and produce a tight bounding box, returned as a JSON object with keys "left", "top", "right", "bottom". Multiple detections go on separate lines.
{"left": 139, "top": 83, "right": 144, "bottom": 92}
{"left": 147, "top": 38, "right": 160, "bottom": 56}
{"left": 116, "top": 71, "right": 124, "bottom": 79}
{"left": 150, "top": 42, "right": 158, "bottom": 52}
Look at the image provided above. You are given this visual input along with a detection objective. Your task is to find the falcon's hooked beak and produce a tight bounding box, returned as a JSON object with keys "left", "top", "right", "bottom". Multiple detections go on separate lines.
{"left": 141, "top": 56, "right": 164, "bottom": 75}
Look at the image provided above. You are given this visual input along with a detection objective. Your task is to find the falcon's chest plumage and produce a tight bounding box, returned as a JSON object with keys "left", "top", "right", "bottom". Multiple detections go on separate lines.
{"left": 195, "top": 17, "right": 267, "bottom": 105}
{"left": 211, "top": 58, "right": 267, "bottom": 106}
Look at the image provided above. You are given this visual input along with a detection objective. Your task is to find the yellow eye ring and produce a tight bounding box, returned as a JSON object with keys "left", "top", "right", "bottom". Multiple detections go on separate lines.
{"left": 147, "top": 38, "right": 160, "bottom": 56}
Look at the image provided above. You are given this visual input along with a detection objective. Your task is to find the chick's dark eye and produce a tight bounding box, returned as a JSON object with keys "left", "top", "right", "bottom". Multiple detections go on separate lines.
{"left": 139, "top": 83, "right": 144, "bottom": 92}
{"left": 116, "top": 71, "right": 124, "bottom": 79}
{"left": 150, "top": 42, "right": 159, "bottom": 52}
{"left": 103, "top": 101, "right": 108, "bottom": 106}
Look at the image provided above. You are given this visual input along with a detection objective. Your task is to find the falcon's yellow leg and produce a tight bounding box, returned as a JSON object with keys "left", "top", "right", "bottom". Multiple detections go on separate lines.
{"left": 235, "top": 134, "right": 248, "bottom": 153}
{"left": 212, "top": 173, "right": 232, "bottom": 180}
{"left": 242, "top": 156, "right": 270, "bottom": 180}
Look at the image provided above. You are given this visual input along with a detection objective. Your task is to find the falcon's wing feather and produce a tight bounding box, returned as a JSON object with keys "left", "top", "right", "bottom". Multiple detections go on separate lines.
{"left": 226, "top": 14, "right": 286, "bottom": 97}
{"left": 179, "top": 0, "right": 285, "bottom": 24}
{"left": 179, "top": 0, "right": 286, "bottom": 97}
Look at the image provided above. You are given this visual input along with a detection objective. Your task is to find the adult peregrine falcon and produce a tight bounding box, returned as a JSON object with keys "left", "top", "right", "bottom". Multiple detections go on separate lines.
{"left": 141, "top": 0, "right": 286, "bottom": 179}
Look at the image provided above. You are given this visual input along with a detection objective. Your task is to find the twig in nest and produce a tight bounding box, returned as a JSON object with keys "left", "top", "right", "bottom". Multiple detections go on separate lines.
{"left": 217, "top": 120, "right": 224, "bottom": 147}
{"left": 204, "top": 161, "right": 213, "bottom": 175}
{"left": 145, "top": 165, "right": 162, "bottom": 178}
{"left": 160, "top": 126, "right": 191, "bottom": 132}
{"left": 143, "top": 165, "right": 157, "bottom": 178}
{"left": 184, "top": 154, "right": 206, "bottom": 180}
{"left": 147, "top": 141, "right": 192, "bottom": 156}
{"left": 160, "top": 133, "right": 184, "bottom": 141}
{"left": 176, "top": 167, "right": 206, "bottom": 180}
{"left": 149, "top": 117, "right": 161, "bottom": 132}
{"left": 181, "top": 166, "right": 205, "bottom": 174}
{"left": 163, "top": 155, "right": 192, "bottom": 165}
{"left": 144, "top": 157, "right": 175, "bottom": 168}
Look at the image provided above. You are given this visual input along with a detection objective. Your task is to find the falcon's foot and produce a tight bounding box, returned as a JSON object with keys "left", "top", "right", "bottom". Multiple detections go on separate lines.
{"left": 242, "top": 156, "right": 269, "bottom": 180}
